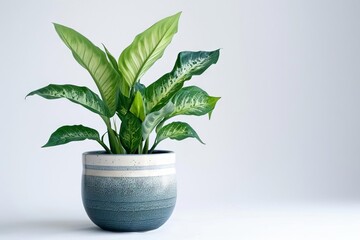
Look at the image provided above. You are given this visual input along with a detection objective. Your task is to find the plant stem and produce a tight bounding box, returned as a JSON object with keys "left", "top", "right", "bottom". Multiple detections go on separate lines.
{"left": 102, "top": 116, "right": 124, "bottom": 154}
{"left": 156, "top": 119, "right": 166, "bottom": 133}
{"left": 108, "top": 127, "right": 123, "bottom": 154}
{"left": 113, "top": 118, "right": 117, "bottom": 133}
{"left": 142, "top": 138, "right": 149, "bottom": 154}
{"left": 97, "top": 140, "right": 111, "bottom": 154}
{"left": 148, "top": 141, "right": 157, "bottom": 154}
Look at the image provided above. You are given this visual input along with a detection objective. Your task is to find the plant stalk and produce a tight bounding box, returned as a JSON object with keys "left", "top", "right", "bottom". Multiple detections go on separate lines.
{"left": 156, "top": 119, "right": 166, "bottom": 133}
{"left": 148, "top": 141, "right": 157, "bottom": 154}
{"left": 97, "top": 140, "right": 111, "bottom": 154}
{"left": 142, "top": 138, "right": 149, "bottom": 154}
{"left": 102, "top": 116, "right": 125, "bottom": 154}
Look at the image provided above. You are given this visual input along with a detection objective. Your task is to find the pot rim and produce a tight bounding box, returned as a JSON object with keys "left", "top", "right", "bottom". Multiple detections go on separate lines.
{"left": 82, "top": 150, "right": 174, "bottom": 156}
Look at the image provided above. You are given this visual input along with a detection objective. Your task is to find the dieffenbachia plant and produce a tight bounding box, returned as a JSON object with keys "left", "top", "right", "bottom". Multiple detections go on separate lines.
{"left": 27, "top": 12, "right": 220, "bottom": 154}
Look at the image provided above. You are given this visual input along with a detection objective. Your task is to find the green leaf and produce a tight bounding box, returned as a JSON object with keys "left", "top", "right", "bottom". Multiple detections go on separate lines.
{"left": 117, "top": 92, "right": 132, "bottom": 120}
{"left": 134, "top": 82, "right": 146, "bottom": 95}
{"left": 118, "top": 12, "right": 181, "bottom": 87}
{"left": 43, "top": 125, "right": 100, "bottom": 147}
{"left": 145, "top": 50, "right": 220, "bottom": 112}
{"left": 142, "top": 101, "right": 175, "bottom": 140}
{"left": 117, "top": 83, "right": 146, "bottom": 120}
{"left": 53, "top": 23, "right": 129, "bottom": 117}
{"left": 102, "top": 44, "right": 120, "bottom": 73}
{"left": 168, "top": 86, "right": 220, "bottom": 119}
{"left": 120, "top": 112, "right": 142, "bottom": 153}
{"left": 27, "top": 84, "right": 109, "bottom": 117}
{"left": 129, "top": 91, "right": 146, "bottom": 121}
{"left": 156, "top": 121, "right": 204, "bottom": 144}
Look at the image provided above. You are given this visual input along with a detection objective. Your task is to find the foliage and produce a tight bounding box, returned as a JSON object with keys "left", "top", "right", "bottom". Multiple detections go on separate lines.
{"left": 27, "top": 12, "right": 220, "bottom": 154}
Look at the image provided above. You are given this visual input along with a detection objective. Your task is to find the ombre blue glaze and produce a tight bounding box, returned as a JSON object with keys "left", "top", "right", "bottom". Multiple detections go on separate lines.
{"left": 81, "top": 151, "right": 176, "bottom": 232}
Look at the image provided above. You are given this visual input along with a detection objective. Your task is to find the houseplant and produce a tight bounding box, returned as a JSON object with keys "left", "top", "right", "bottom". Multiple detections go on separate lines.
{"left": 27, "top": 12, "right": 220, "bottom": 232}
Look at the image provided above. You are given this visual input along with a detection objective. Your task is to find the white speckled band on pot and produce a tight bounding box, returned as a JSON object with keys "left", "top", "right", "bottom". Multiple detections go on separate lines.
{"left": 83, "top": 151, "right": 176, "bottom": 178}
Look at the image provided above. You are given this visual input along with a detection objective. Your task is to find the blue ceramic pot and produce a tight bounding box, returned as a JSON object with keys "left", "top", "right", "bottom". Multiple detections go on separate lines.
{"left": 82, "top": 151, "right": 176, "bottom": 232}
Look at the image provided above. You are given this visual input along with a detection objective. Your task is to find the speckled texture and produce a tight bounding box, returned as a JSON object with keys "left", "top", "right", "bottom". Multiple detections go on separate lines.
{"left": 81, "top": 151, "right": 177, "bottom": 232}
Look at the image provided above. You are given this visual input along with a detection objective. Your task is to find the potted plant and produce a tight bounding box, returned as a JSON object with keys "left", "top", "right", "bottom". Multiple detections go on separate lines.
{"left": 27, "top": 12, "right": 220, "bottom": 232}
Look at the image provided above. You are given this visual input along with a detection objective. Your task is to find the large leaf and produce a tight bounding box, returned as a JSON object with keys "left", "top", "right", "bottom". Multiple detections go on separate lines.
{"left": 27, "top": 84, "right": 109, "bottom": 117}
{"left": 129, "top": 91, "right": 146, "bottom": 121}
{"left": 168, "top": 86, "right": 220, "bottom": 119}
{"left": 156, "top": 121, "right": 204, "bottom": 144}
{"left": 142, "top": 101, "right": 174, "bottom": 140}
{"left": 53, "top": 24, "right": 129, "bottom": 117}
{"left": 120, "top": 112, "right": 142, "bottom": 153}
{"left": 145, "top": 50, "right": 220, "bottom": 112}
{"left": 102, "top": 44, "right": 120, "bottom": 74}
{"left": 43, "top": 125, "right": 100, "bottom": 147}
{"left": 118, "top": 12, "right": 181, "bottom": 87}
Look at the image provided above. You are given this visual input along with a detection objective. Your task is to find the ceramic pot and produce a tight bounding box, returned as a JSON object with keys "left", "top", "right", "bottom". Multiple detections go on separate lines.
{"left": 81, "top": 151, "right": 176, "bottom": 232}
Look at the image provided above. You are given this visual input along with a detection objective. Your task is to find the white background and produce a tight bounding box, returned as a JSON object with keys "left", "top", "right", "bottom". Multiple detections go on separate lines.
{"left": 1, "top": 0, "right": 360, "bottom": 239}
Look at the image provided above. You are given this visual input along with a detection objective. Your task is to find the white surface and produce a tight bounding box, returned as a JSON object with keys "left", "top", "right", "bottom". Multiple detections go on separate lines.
{"left": 1, "top": 203, "right": 360, "bottom": 239}
{"left": 1, "top": 0, "right": 359, "bottom": 210}
{"left": 1, "top": 0, "right": 360, "bottom": 238}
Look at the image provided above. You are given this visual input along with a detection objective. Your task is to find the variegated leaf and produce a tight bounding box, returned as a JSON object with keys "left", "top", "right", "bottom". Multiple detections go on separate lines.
{"left": 156, "top": 121, "right": 204, "bottom": 144}
{"left": 120, "top": 112, "right": 142, "bottom": 153}
{"left": 54, "top": 24, "right": 129, "bottom": 117}
{"left": 117, "top": 92, "right": 132, "bottom": 120}
{"left": 145, "top": 50, "right": 220, "bottom": 112}
{"left": 43, "top": 125, "right": 100, "bottom": 147}
{"left": 168, "top": 86, "right": 220, "bottom": 119}
{"left": 142, "top": 101, "right": 174, "bottom": 140}
{"left": 27, "top": 84, "right": 109, "bottom": 117}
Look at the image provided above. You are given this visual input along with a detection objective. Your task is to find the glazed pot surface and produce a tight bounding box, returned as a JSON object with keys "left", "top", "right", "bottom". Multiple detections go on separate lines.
{"left": 82, "top": 151, "right": 176, "bottom": 232}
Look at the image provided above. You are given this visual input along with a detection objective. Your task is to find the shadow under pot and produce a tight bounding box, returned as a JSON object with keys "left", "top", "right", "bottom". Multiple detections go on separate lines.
{"left": 81, "top": 151, "right": 177, "bottom": 232}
